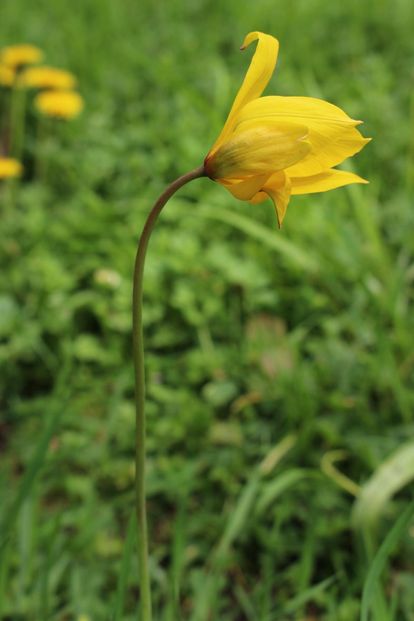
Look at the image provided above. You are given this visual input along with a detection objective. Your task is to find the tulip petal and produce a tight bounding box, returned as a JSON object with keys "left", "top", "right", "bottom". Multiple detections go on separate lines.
{"left": 206, "top": 121, "right": 310, "bottom": 179}
{"left": 291, "top": 168, "right": 368, "bottom": 195}
{"left": 262, "top": 172, "right": 292, "bottom": 227}
{"left": 248, "top": 171, "right": 291, "bottom": 225}
{"left": 209, "top": 32, "right": 279, "bottom": 154}
{"left": 249, "top": 191, "right": 268, "bottom": 205}
{"left": 237, "top": 96, "right": 370, "bottom": 175}
{"left": 249, "top": 169, "right": 368, "bottom": 221}
{"left": 219, "top": 173, "right": 271, "bottom": 200}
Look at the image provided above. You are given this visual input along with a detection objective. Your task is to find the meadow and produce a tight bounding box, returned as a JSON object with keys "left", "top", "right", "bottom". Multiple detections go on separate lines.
{"left": 1, "top": 0, "right": 414, "bottom": 619}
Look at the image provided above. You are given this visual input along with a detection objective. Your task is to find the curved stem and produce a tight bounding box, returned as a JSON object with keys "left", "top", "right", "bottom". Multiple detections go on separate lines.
{"left": 132, "top": 165, "right": 205, "bottom": 621}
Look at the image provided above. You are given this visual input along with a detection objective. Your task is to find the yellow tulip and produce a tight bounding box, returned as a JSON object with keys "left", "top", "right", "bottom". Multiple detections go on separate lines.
{"left": 204, "top": 32, "right": 370, "bottom": 226}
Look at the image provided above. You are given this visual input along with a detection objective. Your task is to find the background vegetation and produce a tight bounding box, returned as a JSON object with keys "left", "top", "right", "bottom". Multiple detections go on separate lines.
{"left": 1, "top": 0, "right": 414, "bottom": 619}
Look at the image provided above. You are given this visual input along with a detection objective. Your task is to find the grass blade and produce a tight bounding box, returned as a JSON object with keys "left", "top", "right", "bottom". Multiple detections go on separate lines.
{"left": 197, "top": 205, "right": 319, "bottom": 273}
{"left": 0, "top": 402, "right": 63, "bottom": 556}
{"left": 360, "top": 501, "right": 414, "bottom": 621}
{"left": 353, "top": 442, "right": 414, "bottom": 529}
{"left": 111, "top": 513, "right": 135, "bottom": 621}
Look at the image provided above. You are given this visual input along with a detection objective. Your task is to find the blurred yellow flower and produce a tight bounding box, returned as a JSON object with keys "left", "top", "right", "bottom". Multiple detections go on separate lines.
{"left": 204, "top": 32, "right": 370, "bottom": 226}
{"left": 0, "top": 157, "right": 23, "bottom": 179}
{"left": 35, "top": 90, "right": 84, "bottom": 119}
{"left": 19, "top": 66, "right": 77, "bottom": 90}
{"left": 0, "top": 64, "right": 15, "bottom": 86}
{"left": 1, "top": 44, "right": 43, "bottom": 68}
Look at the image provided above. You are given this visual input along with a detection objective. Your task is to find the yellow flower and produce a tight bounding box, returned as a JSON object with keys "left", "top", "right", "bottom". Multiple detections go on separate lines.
{"left": 0, "top": 158, "right": 23, "bottom": 179}
{"left": 0, "top": 64, "right": 15, "bottom": 86}
{"left": 19, "top": 66, "right": 77, "bottom": 90}
{"left": 204, "top": 32, "right": 370, "bottom": 226}
{"left": 1, "top": 44, "right": 43, "bottom": 68}
{"left": 35, "top": 90, "right": 84, "bottom": 119}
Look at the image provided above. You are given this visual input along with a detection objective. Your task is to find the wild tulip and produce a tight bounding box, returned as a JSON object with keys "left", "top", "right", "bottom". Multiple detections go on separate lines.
{"left": 131, "top": 32, "right": 369, "bottom": 621}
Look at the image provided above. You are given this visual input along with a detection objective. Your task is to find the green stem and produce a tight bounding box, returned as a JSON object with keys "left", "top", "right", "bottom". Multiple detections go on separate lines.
{"left": 10, "top": 84, "right": 26, "bottom": 160}
{"left": 132, "top": 165, "right": 205, "bottom": 621}
{"left": 35, "top": 115, "right": 47, "bottom": 181}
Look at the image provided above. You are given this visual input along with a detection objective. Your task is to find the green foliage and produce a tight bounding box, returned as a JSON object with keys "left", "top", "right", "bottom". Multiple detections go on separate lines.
{"left": 1, "top": 0, "right": 414, "bottom": 619}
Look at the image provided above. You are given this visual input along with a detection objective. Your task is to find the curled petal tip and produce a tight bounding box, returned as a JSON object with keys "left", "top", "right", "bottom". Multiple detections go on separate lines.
{"left": 209, "top": 31, "right": 279, "bottom": 155}
{"left": 240, "top": 31, "right": 276, "bottom": 51}
{"left": 241, "top": 31, "right": 266, "bottom": 50}
{"left": 240, "top": 32, "right": 254, "bottom": 51}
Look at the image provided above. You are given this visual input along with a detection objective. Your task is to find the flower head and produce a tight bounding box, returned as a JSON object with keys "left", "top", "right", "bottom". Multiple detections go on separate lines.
{"left": 0, "top": 64, "right": 15, "bottom": 87}
{"left": 35, "top": 90, "right": 84, "bottom": 119}
{"left": 1, "top": 44, "right": 43, "bottom": 69}
{"left": 19, "top": 66, "right": 77, "bottom": 90}
{"left": 0, "top": 157, "right": 23, "bottom": 179}
{"left": 205, "top": 32, "right": 370, "bottom": 226}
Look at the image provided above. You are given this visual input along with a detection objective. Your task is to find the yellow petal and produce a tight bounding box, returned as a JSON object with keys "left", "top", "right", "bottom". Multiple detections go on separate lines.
{"left": 209, "top": 32, "right": 279, "bottom": 155}
{"left": 248, "top": 171, "right": 291, "bottom": 223}
{"left": 236, "top": 96, "right": 370, "bottom": 176}
{"left": 291, "top": 169, "right": 368, "bottom": 195}
{"left": 262, "top": 172, "right": 291, "bottom": 227}
{"left": 206, "top": 120, "right": 310, "bottom": 179}
{"left": 249, "top": 191, "right": 268, "bottom": 205}
{"left": 219, "top": 174, "right": 271, "bottom": 200}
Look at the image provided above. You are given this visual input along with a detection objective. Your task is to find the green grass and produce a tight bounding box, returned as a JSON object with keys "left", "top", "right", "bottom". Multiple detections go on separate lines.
{"left": 1, "top": 0, "right": 414, "bottom": 619}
